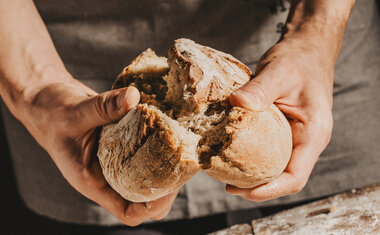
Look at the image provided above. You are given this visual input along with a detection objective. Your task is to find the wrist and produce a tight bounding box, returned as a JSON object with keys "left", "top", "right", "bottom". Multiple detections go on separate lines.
{"left": 1, "top": 64, "right": 73, "bottom": 122}
{"left": 0, "top": 0, "right": 73, "bottom": 121}
{"left": 281, "top": 0, "right": 356, "bottom": 64}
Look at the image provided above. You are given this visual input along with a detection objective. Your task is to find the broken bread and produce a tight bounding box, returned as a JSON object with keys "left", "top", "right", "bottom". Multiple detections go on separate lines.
{"left": 98, "top": 39, "right": 292, "bottom": 202}
{"left": 98, "top": 104, "right": 200, "bottom": 202}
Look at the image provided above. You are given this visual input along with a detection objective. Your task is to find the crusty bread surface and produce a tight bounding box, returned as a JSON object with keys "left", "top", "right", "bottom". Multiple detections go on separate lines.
{"left": 98, "top": 104, "right": 200, "bottom": 202}
{"left": 98, "top": 39, "right": 292, "bottom": 202}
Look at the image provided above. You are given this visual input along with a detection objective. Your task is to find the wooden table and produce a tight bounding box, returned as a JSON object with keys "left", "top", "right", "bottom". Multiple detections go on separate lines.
{"left": 209, "top": 184, "right": 380, "bottom": 235}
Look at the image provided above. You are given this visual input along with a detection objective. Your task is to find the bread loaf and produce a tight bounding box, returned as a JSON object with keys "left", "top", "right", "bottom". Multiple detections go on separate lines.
{"left": 98, "top": 39, "right": 292, "bottom": 202}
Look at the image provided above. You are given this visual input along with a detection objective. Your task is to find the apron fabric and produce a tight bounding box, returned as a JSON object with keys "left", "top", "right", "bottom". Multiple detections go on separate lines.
{"left": 0, "top": 0, "right": 379, "bottom": 226}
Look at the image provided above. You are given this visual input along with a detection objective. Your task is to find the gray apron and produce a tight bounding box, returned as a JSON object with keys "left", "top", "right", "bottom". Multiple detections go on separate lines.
{"left": 1, "top": 0, "right": 379, "bottom": 226}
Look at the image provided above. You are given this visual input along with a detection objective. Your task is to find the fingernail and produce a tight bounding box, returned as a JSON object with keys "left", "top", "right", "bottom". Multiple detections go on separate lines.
{"left": 125, "top": 86, "right": 140, "bottom": 109}
{"left": 117, "top": 86, "right": 140, "bottom": 110}
{"left": 231, "top": 90, "right": 257, "bottom": 111}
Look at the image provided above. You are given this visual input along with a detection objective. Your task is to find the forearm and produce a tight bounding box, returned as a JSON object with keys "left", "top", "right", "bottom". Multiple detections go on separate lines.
{"left": 0, "top": 0, "right": 70, "bottom": 119}
{"left": 282, "top": 0, "right": 356, "bottom": 64}
{"left": 229, "top": 1, "right": 356, "bottom": 201}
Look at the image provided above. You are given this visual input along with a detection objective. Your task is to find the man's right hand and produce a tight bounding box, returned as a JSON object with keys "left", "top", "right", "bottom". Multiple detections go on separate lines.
{"left": 22, "top": 79, "right": 178, "bottom": 226}
{"left": 0, "top": 0, "right": 178, "bottom": 226}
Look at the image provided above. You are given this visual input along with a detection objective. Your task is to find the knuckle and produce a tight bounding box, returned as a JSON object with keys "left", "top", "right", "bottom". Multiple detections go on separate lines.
{"left": 290, "top": 179, "right": 307, "bottom": 195}
{"left": 247, "top": 80, "right": 271, "bottom": 105}
{"left": 94, "top": 94, "right": 113, "bottom": 123}
{"left": 121, "top": 203, "right": 150, "bottom": 227}
{"left": 158, "top": 210, "right": 170, "bottom": 219}
{"left": 151, "top": 214, "right": 166, "bottom": 221}
{"left": 290, "top": 184, "right": 303, "bottom": 195}
{"left": 313, "top": 112, "right": 334, "bottom": 147}
{"left": 124, "top": 202, "right": 165, "bottom": 226}
{"left": 246, "top": 195, "right": 267, "bottom": 202}
{"left": 319, "top": 112, "right": 333, "bottom": 133}
{"left": 244, "top": 191, "right": 267, "bottom": 202}
{"left": 123, "top": 219, "right": 143, "bottom": 227}
{"left": 122, "top": 211, "right": 147, "bottom": 227}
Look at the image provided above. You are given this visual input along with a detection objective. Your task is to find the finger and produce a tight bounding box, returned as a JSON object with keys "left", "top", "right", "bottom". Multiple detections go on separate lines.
{"left": 230, "top": 69, "right": 282, "bottom": 112}
{"left": 123, "top": 193, "right": 178, "bottom": 226}
{"left": 226, "top": 140, "right": 319, "bottom": 202}
{"left": 76, "top": 86, "right": 140, "bottom": 130}
{"left": 151, "top": 190, "right": 179, "bottom": 220}
{"left": 226, "top": 172, "right": 299, "bottom": 202}
{"left": 77, "top": 134, "right": 173, "bottom": 227}
{"left": 88, "top": 182, "right": 177, "bottom": 227}
{"left": 229, "top": 56, "right": 299, "bottom": 112}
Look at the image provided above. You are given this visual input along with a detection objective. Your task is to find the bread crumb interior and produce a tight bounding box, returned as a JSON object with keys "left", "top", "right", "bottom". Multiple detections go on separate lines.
{"left": 113, "top": 69, "right": 169, "bottom": 110}
{"left": 118, "top": 65, "right": 230, "bottom": 168}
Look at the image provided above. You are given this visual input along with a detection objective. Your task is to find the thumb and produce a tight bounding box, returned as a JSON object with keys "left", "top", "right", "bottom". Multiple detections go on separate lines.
{"left": 230, "top": 74, "right": 279, "bottom": 112}
{"left": 77, "top": 86, "right": 140, "bottom": 129}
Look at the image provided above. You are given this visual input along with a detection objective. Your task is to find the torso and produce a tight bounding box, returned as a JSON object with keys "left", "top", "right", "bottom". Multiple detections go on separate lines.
{"left": 1, "top": 0, "right": 379, "bottom": 225}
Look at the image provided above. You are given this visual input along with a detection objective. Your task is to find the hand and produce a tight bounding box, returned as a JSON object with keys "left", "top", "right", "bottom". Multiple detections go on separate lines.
{"left": 227, "top": 34, "right": 334, "bottom": 201}
{"left": 21, "top": 76, "right": 177, "bottom": 226}
{"left": 0, "top": 0, "right": 180, "bottom": 226}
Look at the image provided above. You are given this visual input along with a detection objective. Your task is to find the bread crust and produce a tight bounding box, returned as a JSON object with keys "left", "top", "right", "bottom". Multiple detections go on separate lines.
{"left": 167, "top": 39, "right": 292, "bottom": 188}
{"left": 113, "top": 48, "right": 169, "bottom": 90}
{"left": 98, "top": 39, "right": 292, "bottom": 202}
{"left": 202, "top": 105, "right": 292, "bottom": 188}
{"left": 98, "top": 104, "right": 200, "bottom": 202}
{"left": 166, "top": 39, "right": 252, "bottom": 115}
